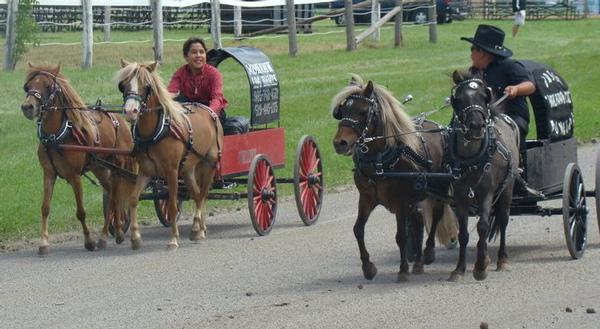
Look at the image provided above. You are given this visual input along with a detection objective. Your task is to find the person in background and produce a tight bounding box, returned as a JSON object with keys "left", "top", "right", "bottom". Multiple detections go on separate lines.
{"left": 168, "top": 37, "right": 228, "bottom": 120}
{"left": 512, "top": 0, "right": 526, "bottom": 37}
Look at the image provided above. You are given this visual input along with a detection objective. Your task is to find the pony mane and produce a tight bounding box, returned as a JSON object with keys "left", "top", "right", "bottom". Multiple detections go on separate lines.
{"left": 26, "top": 64, "right": 97, "bottom": 139}
{"left": 331, "top": 74, "right": 419, "bottom": 152}
{"left": 114, "top": 62, "right": 186, "bottom": 127}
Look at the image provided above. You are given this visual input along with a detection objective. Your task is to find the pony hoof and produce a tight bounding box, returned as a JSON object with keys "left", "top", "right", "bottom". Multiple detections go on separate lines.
{"left": 116, "top": 232, "right": 125, "bottom": 245}
{"left": 448, "top": 272, "right": 463, "bottom": 282}
{"left": 131, "top": 239, "right": 142, "bottom": 250}
{"left": 85, "top": 240, "right": 96, "bottom": 251}
{"left": 97, "top": 239, "right": 107, "bottom": 250}
{"left": 473, "top": 269, "right": 488, "bottom": 281}
{"left": 397, "top": 272, "right": 410, "bottom": 283}
{"left": 423, "top": 248, "right": 435, "bottom": 265}
{"left": 38, "top": 246, "right": 49, "bottom": 256}
{"left": 412, "top": 263, "right": 424, "bottom": 275}
{"left": 496, "top": 260, "right": 510, "bottom": 272}
{"left": 362, "top": 263, "right": 378, "bottom": 280}
{"left": 189, "top": 229, "right": 206, "bottom": 241}
{"left": 167, "top": 243, "right": 179, "bottom": 251}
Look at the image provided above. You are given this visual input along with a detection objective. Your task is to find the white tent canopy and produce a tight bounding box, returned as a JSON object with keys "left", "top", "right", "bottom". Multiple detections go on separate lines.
{"left": 0, "top": 0, "right": 334, "bottom": 8}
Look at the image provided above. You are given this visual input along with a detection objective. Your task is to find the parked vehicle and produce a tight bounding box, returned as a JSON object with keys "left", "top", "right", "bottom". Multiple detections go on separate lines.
{"left": 330, "top": 0, "right": 452, "bottom": 25}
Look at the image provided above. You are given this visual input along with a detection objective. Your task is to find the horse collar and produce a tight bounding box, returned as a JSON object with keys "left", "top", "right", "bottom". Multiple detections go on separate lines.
{"left": 37, "top": 112, "right": 73, "bottom": 146}
{"left": 132, "top": 110, "right": 171, "bottom": 149}
{"left": 448, "top": 125, "right": 497, "bottom": 176}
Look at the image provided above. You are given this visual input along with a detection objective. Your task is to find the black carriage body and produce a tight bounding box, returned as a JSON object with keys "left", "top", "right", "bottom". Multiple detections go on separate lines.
{"left": 207, "top": 46, "right": 280, "bottom": 126}
{"left": 518, "top": 60, "right": 577, "bottom": 195}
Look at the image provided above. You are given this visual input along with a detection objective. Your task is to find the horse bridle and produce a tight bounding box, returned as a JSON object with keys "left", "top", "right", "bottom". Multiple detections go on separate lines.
{"left": 334, "top": 94, "right": 380, "bottom": 153}
{"left": 119, "top": 80, "right": 153, "bottom": 115}
{"left": 450, "top": 78, "right": 492, "bottom": 133}
{"left": 24, "top": 71, "right": 62, "bottom": 113}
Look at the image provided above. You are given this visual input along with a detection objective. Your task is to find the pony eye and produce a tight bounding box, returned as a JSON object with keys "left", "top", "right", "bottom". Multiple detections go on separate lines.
{"left": 118, "top": 81, "right": 125, "bottom": 93}
{"left": 23, "top": 84, "right": 29, "bottom": 92}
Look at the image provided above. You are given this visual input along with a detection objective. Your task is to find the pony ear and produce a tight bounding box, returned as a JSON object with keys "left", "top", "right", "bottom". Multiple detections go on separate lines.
{"left": 146, "top": 61, "right": 159, "bottom": 72}
{"left": 120, "top": 59, "right": 130, "bottom": 68}
{"left": 28, "top": 62, "right": 33, "bottom": 68}
{"left": 363, "top": 80, "right": 374, "bottom": 98}
{"left": 452, "top": 70, "right": 463, "bottom": 84}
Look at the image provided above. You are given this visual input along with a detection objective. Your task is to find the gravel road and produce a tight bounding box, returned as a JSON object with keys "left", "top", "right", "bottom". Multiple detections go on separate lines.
{"left": 1, "top": 144, "right": 598, "bottom": 329}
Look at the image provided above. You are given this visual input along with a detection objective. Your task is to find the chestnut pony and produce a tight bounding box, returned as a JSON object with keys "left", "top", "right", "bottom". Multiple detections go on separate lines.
{"left": 115, "top": 60, "right": 223, "bottom": 250}
{"left": 21, "top": 64, "right": 135, "bottom": 255}
{"left": 447, "top": 70, "right": 520, "bottom": 281}
{"left": 332, "top": 75, "right": 456, "bottom": 282}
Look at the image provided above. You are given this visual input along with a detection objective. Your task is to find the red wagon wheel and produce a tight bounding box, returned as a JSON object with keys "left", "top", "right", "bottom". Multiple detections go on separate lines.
{"left": 247, "top": 154, "right": 277, "bottom": 236}
{"left": 103, "top": 191, "right": 130, "bottom": 237}
{"left": 293, "top": 135, "right": 324, "bottom": 226}
{"left": 154, "top": 198, "right": 183, "bottom": 228}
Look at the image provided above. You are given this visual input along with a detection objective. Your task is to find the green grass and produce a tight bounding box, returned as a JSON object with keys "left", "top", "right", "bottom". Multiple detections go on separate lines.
{"left": 1, "top": 19, "right": 599, "bottom": 243}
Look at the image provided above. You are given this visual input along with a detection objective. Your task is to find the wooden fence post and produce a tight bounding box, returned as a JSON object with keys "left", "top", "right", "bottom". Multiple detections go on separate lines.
{"left": 211, "top": 0, "right": 222, "bottom": 49}
{"left": 103, "top": 6, "right": 111, "bottom": 42}
{"left": 286, "top": 0, "right": 298, "bottom": 56}
{"left": 344, "top": 0, "right": 355, "bottom": 51}
{"left": 428, "top": 0, "right": 437, "bottom": 43}
{"left": 82, "top": 0, "right": 93, "bottom": 69}
{"left": 151, "top": 0, "right": 163, "bottom": 62}
{"left": 234, "top": 5, "right": 242, "bottom": 37}
{"left": 370, "top": 0, "right": 380, "bottom": 42}
{"left": 3, "top": 0, "right": 18, "bottom": 71}
{"left": 394, "top": 0, "right": 403, "bottom": 48}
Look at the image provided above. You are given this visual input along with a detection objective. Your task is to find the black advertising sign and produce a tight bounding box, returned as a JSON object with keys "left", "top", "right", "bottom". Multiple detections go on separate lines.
{"left": 519, "top": 60, "right": 573, "bottom": 140}
{"left": 207, "top": 46, "right": 280, "bottom": 125}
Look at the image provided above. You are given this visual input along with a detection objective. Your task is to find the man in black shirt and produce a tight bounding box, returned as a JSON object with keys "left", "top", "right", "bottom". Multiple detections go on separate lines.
{"left": 461, "top": 24, "right": 536, "bottom": 185}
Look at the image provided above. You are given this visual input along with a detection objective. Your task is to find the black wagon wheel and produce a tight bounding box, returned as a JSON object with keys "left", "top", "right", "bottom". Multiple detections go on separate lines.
{"left": 103, "top": 191, "right": 130, "bottom": 237}
{"left": 562, "top": 163, "right": 588, "bottom": 259}
{"left": 247, "top": 154, "right": 277, "bottom": 236}
{"left": 595, "top": 148, "right": 600, "bottom": 238}
{"left": 293, "top": 135, "right": 324, "bottom": 226}
{"left": 153, "top": 198, "right": 183, "bottom": 228}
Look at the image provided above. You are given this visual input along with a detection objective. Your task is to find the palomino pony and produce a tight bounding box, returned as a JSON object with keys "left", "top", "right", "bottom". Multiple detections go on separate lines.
{"left": 21, "top": 64, "right": 135, "bottom": 255}
{"left": 115, "top": 60, "right": 223, "bottom": 250}
{"left": 447, "top": 70, "right": 520, "bottom": 281}
{"left": 332, "top": 75, "right": 456, "bottom": 282}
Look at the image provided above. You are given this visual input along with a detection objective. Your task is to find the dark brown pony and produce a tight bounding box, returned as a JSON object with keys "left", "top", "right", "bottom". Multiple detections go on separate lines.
{"left": 447, "top": 70, "right": 520, "bottom": 281}
{"left": 116, "top": 60, "right": 223, "bottom": 250}
{"left": 21, "top": 64, "right": 135, "bottom": 255}
{"left": 332, "top": 75, "right": 456, "bottom": 282}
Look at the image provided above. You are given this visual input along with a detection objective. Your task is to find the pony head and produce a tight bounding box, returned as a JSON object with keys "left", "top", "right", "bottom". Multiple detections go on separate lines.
{"left": 116, "top": 59, "right": 159, "bottom": 122}
{"left": 451, "top": 70, "right": 493, "bottom": 140}
{"left": 21, "top": 63, "right": 62, "bottom": 120}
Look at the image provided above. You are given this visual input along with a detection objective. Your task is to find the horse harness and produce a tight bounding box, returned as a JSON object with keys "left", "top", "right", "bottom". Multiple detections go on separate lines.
{"left": 28, "top": 71, "right": 121, "bottom": 178}
{"left": 130, "top": 103, "right": 222, "bottom": 174}
{"left": 449, "top": 81, "right": 517, "bottom": 204}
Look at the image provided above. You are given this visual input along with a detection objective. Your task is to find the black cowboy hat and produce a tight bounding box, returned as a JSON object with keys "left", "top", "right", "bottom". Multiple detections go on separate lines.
{"left": 461, "top": 24, "right": 513, "bottom": 58}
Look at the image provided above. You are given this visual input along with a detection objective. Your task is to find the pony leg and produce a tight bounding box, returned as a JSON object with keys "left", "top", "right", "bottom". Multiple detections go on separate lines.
{"left": 39, "top": 171, "right": 57, "bottom": 256}
{"left": 449, "top": 201, "right": 469, "bottom": 282}
{"left": 129, "top": 175, "right": 151, "bottom": 250}
{"left": 411, "top": 209, "right": 425, "bottom": 275}
{"left": 67, "top": 175, "right": 96, "bottom": 252}
{"left": 423, "top": 201, "right": 444, "bottom": 265}
{"left": 396, "top": 211, "right": 411, "bottom": 282}
{"left": 354, "top": 197, "right": 377, "bottom": 280}
{"left": 165, "top": 170, "right": 181, "bottom": 250}
{"left": 495, "top": 189, "right": 513, "bottom": 271}
{"left": 91, "top": 167, "right": 112, "bottom": 249}
{"left": 473, "top": 195, "right": 493, "bottom": 281}
{"left": 188, "top": 166, "right": 214, "bottom": 241}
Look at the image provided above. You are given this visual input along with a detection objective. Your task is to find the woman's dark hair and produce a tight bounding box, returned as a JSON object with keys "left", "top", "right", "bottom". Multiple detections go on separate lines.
{"left": 182, "top": 37, "right": 207, "bottom": 57}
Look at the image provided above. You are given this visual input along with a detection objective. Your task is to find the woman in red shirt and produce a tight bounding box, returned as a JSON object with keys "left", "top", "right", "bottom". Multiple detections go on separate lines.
{"left": 168, "top": 37, "right": 228, "bottom": 118}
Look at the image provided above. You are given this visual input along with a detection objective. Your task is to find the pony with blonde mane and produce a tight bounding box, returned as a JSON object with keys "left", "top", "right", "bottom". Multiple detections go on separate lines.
{"left": 115, "top": 60, "right": 223, "bottom": 250}
{"left": 21, "top": 64, "right": 136, "bottom": 255}
{"left": 332, "top": 75, "right": 456, "bottom": 282}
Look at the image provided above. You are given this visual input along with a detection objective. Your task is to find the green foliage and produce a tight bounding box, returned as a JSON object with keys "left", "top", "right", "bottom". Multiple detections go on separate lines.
{"left": 10, "top": 0, "right": 40, "bottom": 69}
